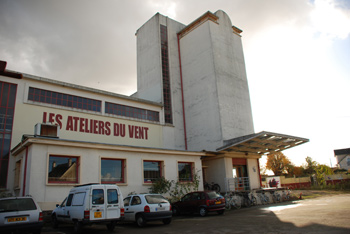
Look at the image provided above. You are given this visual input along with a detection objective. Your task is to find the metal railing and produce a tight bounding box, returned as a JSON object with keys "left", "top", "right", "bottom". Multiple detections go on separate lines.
{"left": 225, "top": 177, "right": 250, "bottom": 192}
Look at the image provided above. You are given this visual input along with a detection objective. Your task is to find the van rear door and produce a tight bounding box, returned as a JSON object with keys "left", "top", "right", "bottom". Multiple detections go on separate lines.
{"left": 90, "top": 187, "right": 106, "bottom": 221}
{"left": 105, "top": 187, "right": 121, "bottom": 219}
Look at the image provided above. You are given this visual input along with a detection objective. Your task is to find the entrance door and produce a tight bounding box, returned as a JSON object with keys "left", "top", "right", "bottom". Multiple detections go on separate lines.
{"left": 232, "top": 158, "right": 249, "bottom": 190}
{"left": 232, "top": 165, "right": 248, "bottom": 190}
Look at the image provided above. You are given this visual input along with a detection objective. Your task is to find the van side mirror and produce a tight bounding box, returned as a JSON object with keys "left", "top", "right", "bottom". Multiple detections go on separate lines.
{"left": 56, "top": 204, "right": 59, "bottom": 207}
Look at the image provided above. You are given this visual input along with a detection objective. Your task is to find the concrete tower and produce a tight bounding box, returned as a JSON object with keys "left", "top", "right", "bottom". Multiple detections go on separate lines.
{"left": 134, "top": 10, "right": 254, "bottom": 151}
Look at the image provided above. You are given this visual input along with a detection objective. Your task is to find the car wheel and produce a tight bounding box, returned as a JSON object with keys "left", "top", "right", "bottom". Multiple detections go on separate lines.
{"left": 217, "top": 210, "right": 224, "bottom": 215}
{"left": 136, "top": 214, "right": 146, "bottom": 227}
{"left": 74, "top": 221, "right": 82, "bottom": 234}
{"left": 172, "top": 206, "right": 180, "bottom": 216}
{"left": 106, "top": 221, "right": 116, "bottom": 231}
{"left": 199, "top": 207, "right": 207, "bottom": 217}
{"left": 51, "top": 214, "right": 58, "bottom": 229}
{"left": 162, "top": 218, "right": 172, "bottom": 225}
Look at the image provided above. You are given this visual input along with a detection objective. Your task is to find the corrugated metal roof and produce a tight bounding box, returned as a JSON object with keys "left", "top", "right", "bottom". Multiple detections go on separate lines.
{"left": 217, "top": 131, "right": 309, "bottom": 155}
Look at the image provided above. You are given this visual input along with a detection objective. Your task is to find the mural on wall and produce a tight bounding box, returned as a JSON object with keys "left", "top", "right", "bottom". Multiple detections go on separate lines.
{"left": 267, "top": 177, "right": 281, "bottom": 188}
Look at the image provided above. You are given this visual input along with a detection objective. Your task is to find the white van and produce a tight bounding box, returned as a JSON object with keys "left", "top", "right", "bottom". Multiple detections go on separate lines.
{"left": 51, "top": 183, "right": 124, "bottom": 233}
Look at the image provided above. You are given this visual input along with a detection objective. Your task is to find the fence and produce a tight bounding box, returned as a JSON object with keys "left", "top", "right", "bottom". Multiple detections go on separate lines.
{"left": 225, "top": 177, "right": 250, "bottom": 192}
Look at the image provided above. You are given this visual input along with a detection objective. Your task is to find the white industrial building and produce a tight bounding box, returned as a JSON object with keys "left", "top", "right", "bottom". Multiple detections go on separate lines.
{"left": 0, "top": 10, "right": 308, "bottom": 210}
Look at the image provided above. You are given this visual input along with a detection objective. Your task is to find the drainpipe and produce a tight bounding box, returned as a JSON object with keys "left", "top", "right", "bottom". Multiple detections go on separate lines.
{"left": 22, "top": 146, "right": 29, "bottom": 196}
{"left": 177, "top": 33, "right": 188, "bottom": 150}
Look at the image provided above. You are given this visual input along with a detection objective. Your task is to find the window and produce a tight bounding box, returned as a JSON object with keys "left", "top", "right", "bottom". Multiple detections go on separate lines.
{"left": 28, "top": 87, "right": 101, "bottom": 112}
{"left": 123, "top": 197, "right": 131, "bottom": 206}
{"left": 105, "top": 102, "right": 159, "bottom": 122}
{"left": 72, "top": 192, "right": 85, "bottom": 206}
{"left": 66, "top": 194, "right": 74, "bottom": 206}
{"left": 143, "top": 160, "right": 163, "bottom": 183}
{"left": 0, "top": 81, "right": 17, "bottom": 188}
{"left": 101, "top": 158, "right": 125, "bottom": 184}
{"left": 178, "top": 162, "right": 194, "bottom": 182}
{"left": 160, "top": 25, "right": 172, "bottom": 124}
{"left": 131, "top": 196, "right": 141, "bottom": 206}
{"left": 48, "top": 155, "right": 79, "bottom": 184}
{"left": 92, "top": 189, "right": 104, "bottom": 204}
{"left": 107, "top": 189, "right": 119, "bottom": 204}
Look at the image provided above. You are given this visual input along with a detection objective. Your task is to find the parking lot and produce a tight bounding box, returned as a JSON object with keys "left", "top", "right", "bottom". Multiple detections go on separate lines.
{"left": 41, "top": 193, "right": 350, "bottom": 234}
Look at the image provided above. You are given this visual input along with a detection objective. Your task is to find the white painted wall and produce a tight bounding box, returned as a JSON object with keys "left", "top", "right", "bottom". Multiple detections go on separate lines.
{"left": 247, "top": 158, "right": 261, "bottom": 189}
{"left": 179, "top": 10, "right": 254, "bottom": 152}
{"left": 180, "top": 21, "right": 223, "bottom": 151}
{"left": 212, "top": 11, "right": 255, "bottom": 141}
{"left": 13, "top": 143, "right": 203, "bottom": 210}
{"left": 134, "top": 13, "right": 187, "bottom": 150}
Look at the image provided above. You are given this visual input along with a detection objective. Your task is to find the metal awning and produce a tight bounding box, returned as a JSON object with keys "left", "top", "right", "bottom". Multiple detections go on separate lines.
{"left": 217, "top": 131, "right": 309, "bottom": 155}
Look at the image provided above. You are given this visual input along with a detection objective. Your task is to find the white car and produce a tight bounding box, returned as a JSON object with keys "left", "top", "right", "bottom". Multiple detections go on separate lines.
{"left": 123, "top": 194, "right": 172, "bottom": 227}
{"left": 0, "top": 196, "right": 43, "bottom": 234}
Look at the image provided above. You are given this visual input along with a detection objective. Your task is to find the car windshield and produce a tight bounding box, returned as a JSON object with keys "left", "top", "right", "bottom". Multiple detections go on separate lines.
{"left": 207, "top": 192, "right": 222, "bottom": 200}
{"left": 145, "top": 195, "right": 168, "bottom": 204}
{"left": 0, "top": 198, "right": 37, "bottom": 212}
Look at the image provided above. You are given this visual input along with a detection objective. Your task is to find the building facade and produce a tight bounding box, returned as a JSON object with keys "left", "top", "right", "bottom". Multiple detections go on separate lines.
{"left": 1, "top": 10, "right": 308, "bottom": 210}
{"left": 334, "top": 148, "right": 350, "bottom": 171}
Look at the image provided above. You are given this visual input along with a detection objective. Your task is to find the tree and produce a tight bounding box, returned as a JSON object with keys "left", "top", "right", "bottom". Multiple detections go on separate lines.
{"left": 266, "top": 152, "right": 292, "bottom": 176}
{"left": 315, "top": 164, "right": 333, "bottom": 186}
{"left": 304, "top": 156, "right": 317, "bottom": 175}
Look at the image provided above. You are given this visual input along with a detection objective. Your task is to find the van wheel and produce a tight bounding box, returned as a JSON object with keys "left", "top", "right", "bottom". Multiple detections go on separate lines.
{"left": 162, "top": 218, "right": 172, "bottom": 225}
{"left": 74, "top": 221, "right": 82, "bottom": 234}
{"left": 51, "top": 214, "right": 58, "bottom": 229}
{"left": 106, "top": 221, "right": 116, "bottom": 232}
{"left": 199, "top": 207, "right": 207, "bottom": 217}
{"left": 136, "top": 214, "right": 146, "bottom": 227}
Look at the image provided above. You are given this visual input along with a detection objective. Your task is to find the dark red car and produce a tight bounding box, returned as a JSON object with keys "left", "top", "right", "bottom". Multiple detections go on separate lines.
{"left": 172, "top": 191, "right": 225, "bottom": 217}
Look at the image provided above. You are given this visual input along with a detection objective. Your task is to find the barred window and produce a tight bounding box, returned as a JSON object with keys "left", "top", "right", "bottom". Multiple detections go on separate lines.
{"left": 28, "top": 87, "right": 101, "bottom": 112}
{"left": 105, "top": 102, "right": 159, "bottom": 122}
{"left": 160, "top": 25, "right": 172, "bottom": 124}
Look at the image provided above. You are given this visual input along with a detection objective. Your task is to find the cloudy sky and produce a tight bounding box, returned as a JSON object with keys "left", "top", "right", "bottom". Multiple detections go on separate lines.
{"left": 1, "top": 0, "right": 349, "bottom": 167}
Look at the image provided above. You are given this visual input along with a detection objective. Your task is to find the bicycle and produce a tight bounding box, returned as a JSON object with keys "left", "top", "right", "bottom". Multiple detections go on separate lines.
{"left": 242, "top": 192, "right": 257, "bottom": 207}
{"left": 249, "top": 192, "right": 258, "bottom": 206}
{"left": 257, "top": 191, "right": 269, "bottom": 205}
{"left": 271, "top": 191, "right": 281, "bottom": 203}
{"left": 204, "top": 182, "right": 221, "bottom": 193}
{"left": 282, "top": 189, "right": 291, "bottom": 201}
{"left": 224, "top": 192, "right": 242, "bottom": 210}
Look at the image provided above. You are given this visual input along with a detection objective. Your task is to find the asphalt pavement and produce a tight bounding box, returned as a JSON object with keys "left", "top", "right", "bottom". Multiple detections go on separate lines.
{"left": 41, "top": 193, "right": 350, "bottom": 234}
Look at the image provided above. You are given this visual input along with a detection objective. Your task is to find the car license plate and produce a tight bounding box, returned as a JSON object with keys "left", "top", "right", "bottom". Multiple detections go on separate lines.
{"left": 157, "top": 207, "right": 165, "bottom": 211}
{"left": 8, "top": 217, "right": 27, "bottom": 222}
{"left": 94, "top": 211, "right": 102, "bottom": 218}
{"left": 215, "top": 201, "right": 221, "bottom": 204}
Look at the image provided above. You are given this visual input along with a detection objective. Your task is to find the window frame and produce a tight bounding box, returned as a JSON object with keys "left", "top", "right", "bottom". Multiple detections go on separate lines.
{"left": 178, "top": 161, "right": 194, "bottom": 182}
{"left": 28, "top": 87, "right": 101, "bottom": 112}
{"left": 105, "top": 102, "right": 160, "bottom": 122}
{"left": 47, "top": 154, "right": 80, "bottom": 184}
{"left": 100, "top": 158, "right": 126, "bottom": 184}
{"left": 143, "top": 160, "right": 164, "bottom": 184}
